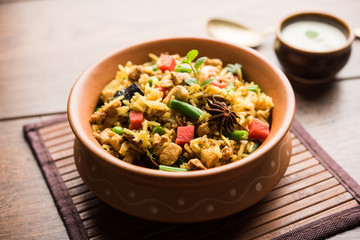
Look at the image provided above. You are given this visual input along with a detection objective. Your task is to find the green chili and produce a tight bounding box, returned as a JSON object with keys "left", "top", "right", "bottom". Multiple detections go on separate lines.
{"left": 225, "top": 130, "right": 249, "bottom": 140}
{"left": 159, "top": 165, "right": 188, "bottom": 172}
{"left": 152, "top": 126, "right": 165, "bottom": 135}
{"left": 112, "top": 126, "right": 123, "bottom": 135}
{"left": 169, "top": 99, "right": 204, "bottom": 120}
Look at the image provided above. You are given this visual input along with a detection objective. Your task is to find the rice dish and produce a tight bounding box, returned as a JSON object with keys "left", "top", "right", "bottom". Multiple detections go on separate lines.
{"left": 90, "top": 50, "right": 274, "bottom": 171}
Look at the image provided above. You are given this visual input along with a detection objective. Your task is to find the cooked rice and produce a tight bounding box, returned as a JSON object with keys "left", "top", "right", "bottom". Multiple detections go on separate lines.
{"left": 90, "top": 52, "right": 274, "bottom": 171}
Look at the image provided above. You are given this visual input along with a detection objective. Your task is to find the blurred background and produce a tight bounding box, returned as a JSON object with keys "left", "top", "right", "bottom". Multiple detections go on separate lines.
{"left": 1, "top": 0, "right": 359, "bottom": 176}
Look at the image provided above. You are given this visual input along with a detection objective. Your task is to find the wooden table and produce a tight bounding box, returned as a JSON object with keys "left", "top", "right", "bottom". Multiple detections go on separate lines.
{"left": 1, "top": 0, "right": 359, "bottom": 239}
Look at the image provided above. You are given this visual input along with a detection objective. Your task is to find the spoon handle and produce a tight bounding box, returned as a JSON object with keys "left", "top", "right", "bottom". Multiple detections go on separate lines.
{"left": 354, "top": 27, "right": 360, "bottom": 39}
{"left": 262, "top": 26, "right": 275, "bottom": 36}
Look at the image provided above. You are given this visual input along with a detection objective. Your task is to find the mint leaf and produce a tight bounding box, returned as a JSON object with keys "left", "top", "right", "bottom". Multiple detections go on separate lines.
{"left": 224, "top": 82, "right": 235, "bottom": 92}
{"left": 201, "top": 78, "right": 214, "bottom": 89}
{"left": 186, "top": 49, "right": 198, "bottom": 62}
{"left": 185, "top": 78, "right": 198, "bottom": 86}
{"left": 305, "top": 30, "right": 318, "bottom": 39}
{"left": 194, "top": 57, "right": 207, "bottom": 72}
{"left": 181, "top": 58, "right": 189, "bottom": 64}
{"left": 175, "top": 64, "right": 193, "bottom": 73}
{"left": 226, "top": 63, "right": 242, "bottom": 74}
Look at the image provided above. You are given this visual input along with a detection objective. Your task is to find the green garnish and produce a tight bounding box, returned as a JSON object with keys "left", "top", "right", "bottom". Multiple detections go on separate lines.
{"left": 175, "top": 49, "right": 206, "bottom": 83}
{"left": 174, "top": 155, "right": 188, "bottom": 167}
{"left": 146, "top": 149, "right": 159, "bottom": 163}
{"left": 224, "top": 130, "right": 249, "bottom": 140}
{"left": 201, "top": 78, "right": 214, "bottom": 89}
{"left": 175, "top": 64, "right": 192, "bottom": 73}
{"left": 159, "top": 165, "right": 188, "bottom": 172}
{"left": 184, "top": 78, "right": 198, "bottom": 86}
{"left": 112, "top": 126, "right": 124, "bottom": 135}
{"left": 175, "top": 50, "right": 213, "bottom": 90}
{"left": 185, "top": 77, "right": 213, "bottom": 90}
{"left": 224, "top": 82, "right": 235, "bottom": 92}
{"left": 169, "top": 99, "right": 204, "bottom": 120}
{"left": 226, "top": 63, "right": 242, "bottom": 75}
{"left": 305, "top": 30, "right": 318, "bottom": 39}
{"left": 247, "top": 84, "right": 259, "bottom": 93}
{"left": 94, "top": 107, "right": 101, "bottom": 112}
{"left": 152, "top": 126, "right": 165, "bottom": 135}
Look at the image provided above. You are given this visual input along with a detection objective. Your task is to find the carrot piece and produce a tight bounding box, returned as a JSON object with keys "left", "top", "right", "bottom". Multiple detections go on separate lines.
{"left": 158, "top": 54, "right": 176, "bottom": 72}
{"left": 248, "top": 118, "right": 269, "bottom": 142}
{"left": 129, "top": 111, "right": 144, "bottom": 130}
{"left": 175, "top": 126, "right": 195, "bottom": 146}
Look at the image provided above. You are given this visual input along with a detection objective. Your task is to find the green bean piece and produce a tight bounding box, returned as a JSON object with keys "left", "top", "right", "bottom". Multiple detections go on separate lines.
{"left": 152, "top": 126, "right": 165, "bottom": 135}
{"left": 169, "top": 99, "right": 204, "bottom": 120}
{"left": 159, "top": 165, "right": 188, "bottom": 172}
{"left": 225, "top": 130, "right": 249, "bottom": 140}
{"left": 247, "top": 84, "right": 259, "bottom": 92}
{"left": 112, "top": 126, "right": 123, "bottom": 135}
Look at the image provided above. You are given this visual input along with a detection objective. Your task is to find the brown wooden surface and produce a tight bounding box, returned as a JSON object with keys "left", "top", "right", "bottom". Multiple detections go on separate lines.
{"left": 1, "top": 0, "right": 360, "bottom": 239}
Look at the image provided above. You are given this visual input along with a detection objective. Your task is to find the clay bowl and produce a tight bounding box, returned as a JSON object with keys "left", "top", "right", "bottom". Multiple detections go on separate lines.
{"left": 274, "top": 12, "right": 355, "bottom": 84}
{"left": 67, "top": 37, "right": 295, "bottom": 223}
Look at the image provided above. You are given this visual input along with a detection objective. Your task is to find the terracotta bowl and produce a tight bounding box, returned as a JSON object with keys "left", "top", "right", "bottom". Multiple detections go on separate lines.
{"left": 274, "top": 12, "right": 355, "bottom": 84}
{"left": 67, "top": 37, "right": 295, "bottom": 223}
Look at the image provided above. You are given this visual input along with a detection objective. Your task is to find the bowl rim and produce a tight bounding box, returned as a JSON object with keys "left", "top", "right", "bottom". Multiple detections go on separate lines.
{"left": 67, "top": 36, "right": 295, "bottom": 180}
{"left": 276, "top": 11, "right": 355, "bottom": 55}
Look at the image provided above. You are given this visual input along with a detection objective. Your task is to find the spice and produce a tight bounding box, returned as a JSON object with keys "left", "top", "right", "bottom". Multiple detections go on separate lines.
{"left": 203, "top": 95, "right": 238, "bottom": 134}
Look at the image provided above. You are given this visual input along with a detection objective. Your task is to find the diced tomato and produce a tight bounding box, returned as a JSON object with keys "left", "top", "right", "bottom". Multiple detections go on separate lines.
{"left": 175, "top": 126, "right": 195, "bottom": 146}
{"left": 210, "top": 80, "right": 229, "bottom": 89}
{"left": 129, "top": 111, "right": 144, "bottom": 130}
{"left": 155, "top": 86, "right": 170, "bottom": 99}
{"left": 248, "top": 118, "right": 269, "bottom": 142}
{"left": 158, "top": 54, "right": 176, "bottom": 72}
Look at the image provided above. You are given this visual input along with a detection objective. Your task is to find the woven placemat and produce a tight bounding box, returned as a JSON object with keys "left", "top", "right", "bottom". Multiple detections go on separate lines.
{"left": 23, "top": 115, "right": 360, "bottom": 240}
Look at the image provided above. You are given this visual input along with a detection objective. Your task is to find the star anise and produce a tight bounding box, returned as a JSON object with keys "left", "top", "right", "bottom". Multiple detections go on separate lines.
{"left": 203, "top": 95, "right": 238, "bottom": 134}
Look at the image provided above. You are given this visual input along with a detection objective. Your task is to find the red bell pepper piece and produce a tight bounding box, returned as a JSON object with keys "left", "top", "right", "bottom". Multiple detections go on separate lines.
{"left": 210, "top": 79, "right": 229, "bottom": 89}
{"left": 158, "top": 54, "right": 176, "bottom": 72}
{"left": 129, "top": 111, "right": 144, "bottom": 130}
{"left": 175, "top": 126, "right": 195, "bottom": 146}
{"left": 248, "top": 118, "right": 269, "bottom": 142}
{"left": 155, "top": 86, "right": 170, "bottom": 99}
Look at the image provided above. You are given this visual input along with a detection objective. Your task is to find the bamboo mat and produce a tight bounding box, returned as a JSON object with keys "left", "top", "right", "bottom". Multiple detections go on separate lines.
{"left": 24, "top": 115, "right": 360, "bottom": 240}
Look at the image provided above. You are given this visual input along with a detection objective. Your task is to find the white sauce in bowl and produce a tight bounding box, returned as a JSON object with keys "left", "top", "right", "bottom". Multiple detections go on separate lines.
{"left": 281, "top": 20, "right": 347, "bottom": 52}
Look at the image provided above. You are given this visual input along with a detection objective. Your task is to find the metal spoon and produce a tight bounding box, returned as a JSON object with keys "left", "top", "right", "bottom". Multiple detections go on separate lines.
{"left": 354, "top": 27, "right": 360, "bottom": 39}
{"left": 206, "top": 18, "right": 273, "bottom": 48}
